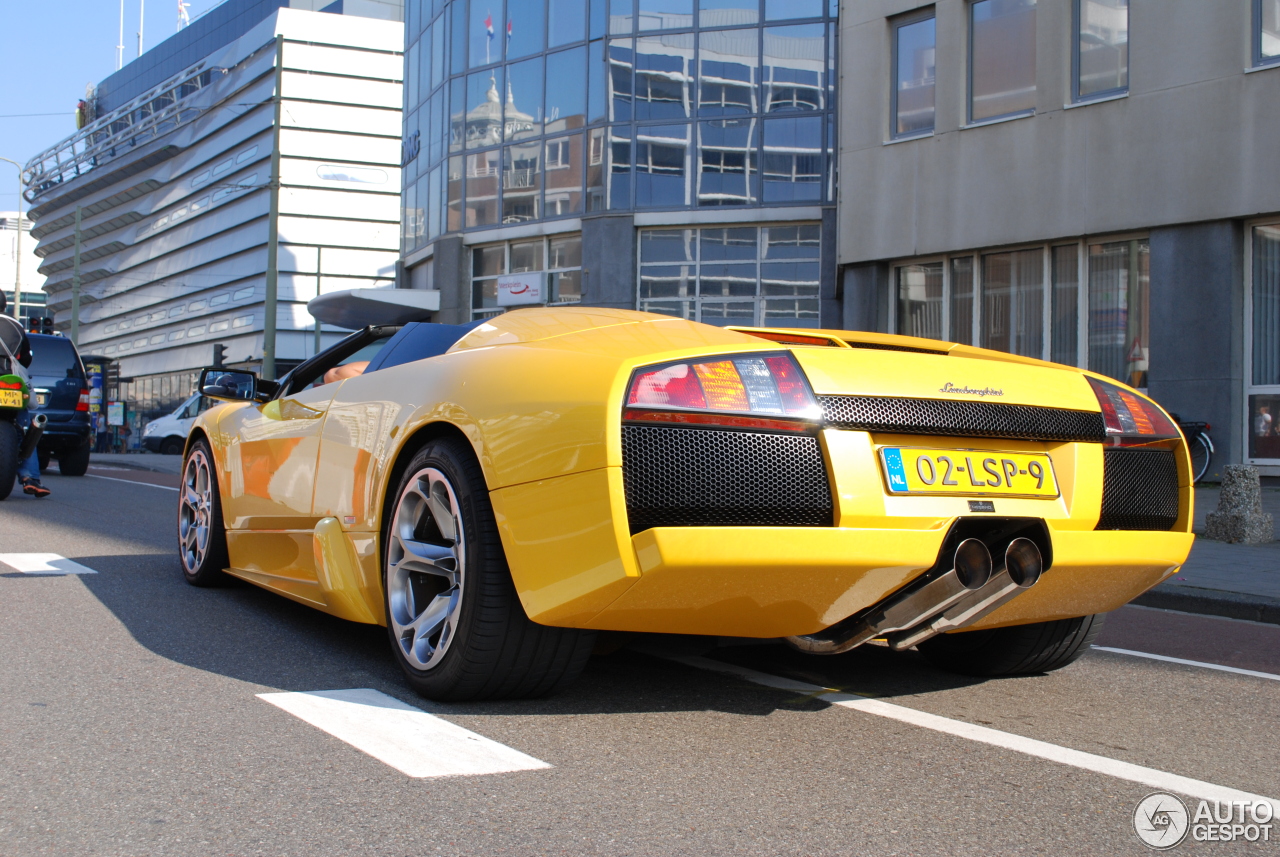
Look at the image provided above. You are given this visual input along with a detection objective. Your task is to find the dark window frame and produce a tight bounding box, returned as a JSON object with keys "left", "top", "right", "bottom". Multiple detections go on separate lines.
{"left": 1071, "top": 0, "right": 1129, "bottom": 104}
{"left": 889, "top": 7, "right": 937, "bottom": 140}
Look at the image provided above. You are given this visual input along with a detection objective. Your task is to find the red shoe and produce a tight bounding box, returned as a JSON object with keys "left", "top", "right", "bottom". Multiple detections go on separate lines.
{"left": 21, "top": 478, "right": 50, "bottom": 498}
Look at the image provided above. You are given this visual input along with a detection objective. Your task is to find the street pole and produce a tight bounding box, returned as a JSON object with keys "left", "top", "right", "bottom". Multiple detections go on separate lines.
{"left": 263, "top": 34, "right": 284, "bottom": 379}
{"left": 314, "top": 246, "right": 322, "bottom": 356}
{"left": 71, "top": 206, "right": 82, "bottom": 345}
{"left": 0, "top": 157, "right": 22, "bottom": 323}
{"left": 117, "top": 0, "right": 125, "bottom": 70}
{"left": 138, "top": 0, "right": 145, "bottom": 58}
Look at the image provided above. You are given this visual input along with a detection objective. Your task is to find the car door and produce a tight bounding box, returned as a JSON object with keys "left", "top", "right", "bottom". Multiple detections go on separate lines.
{"left": 221, "top": 329, "right": 400, "bottom": 586}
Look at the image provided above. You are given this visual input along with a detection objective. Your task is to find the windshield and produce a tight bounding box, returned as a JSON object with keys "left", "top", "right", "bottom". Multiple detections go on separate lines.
{"left": 27, "top": 336, "right": 85, "bottom": 386}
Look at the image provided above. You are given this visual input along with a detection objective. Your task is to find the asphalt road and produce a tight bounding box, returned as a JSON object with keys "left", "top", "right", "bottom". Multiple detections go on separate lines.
{"left": 2, "top": 469, "right": 1278, "bottom": 856}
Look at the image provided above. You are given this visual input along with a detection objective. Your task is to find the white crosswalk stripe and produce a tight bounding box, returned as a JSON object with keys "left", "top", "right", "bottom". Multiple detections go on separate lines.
{"left": 0, "top": 553, "right": 99, "bottom": 575}
{"left": 258, "top": 688, "right": 552, "bottom": 779}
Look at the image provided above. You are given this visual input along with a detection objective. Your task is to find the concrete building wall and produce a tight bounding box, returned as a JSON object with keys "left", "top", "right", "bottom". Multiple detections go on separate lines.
{"left": 837, "top": 0, "right": 1280, "bottom": 264}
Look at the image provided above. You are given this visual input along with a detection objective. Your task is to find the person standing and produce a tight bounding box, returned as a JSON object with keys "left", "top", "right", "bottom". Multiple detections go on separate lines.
{"left": 0, "top": 294, "right": 50, "bottom": 497}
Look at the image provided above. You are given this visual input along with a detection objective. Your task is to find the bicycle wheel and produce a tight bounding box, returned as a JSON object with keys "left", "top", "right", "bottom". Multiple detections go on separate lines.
{"left": 1189, "top": 434, "right": 1212, "bottom": 484}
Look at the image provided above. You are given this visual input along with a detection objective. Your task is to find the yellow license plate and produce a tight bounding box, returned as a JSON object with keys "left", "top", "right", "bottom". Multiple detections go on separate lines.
{"left": 880, "top": 447, "right": 1060, "bottom": 498}
{"left": 0, "top": 389, "right": 22, "bottom": 408}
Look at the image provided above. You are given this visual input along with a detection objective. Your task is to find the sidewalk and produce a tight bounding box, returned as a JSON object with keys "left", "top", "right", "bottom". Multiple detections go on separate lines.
{"left": 86, "top": 452, "right": 185, "bottom": 476}
{"left": 1133, "top": 485, "right": 1280, "bottom": 624}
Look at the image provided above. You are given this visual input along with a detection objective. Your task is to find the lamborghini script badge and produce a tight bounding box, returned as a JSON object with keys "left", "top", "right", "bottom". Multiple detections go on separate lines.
{"left": 939, "top": 382, "right": 1004, "bottom": 397}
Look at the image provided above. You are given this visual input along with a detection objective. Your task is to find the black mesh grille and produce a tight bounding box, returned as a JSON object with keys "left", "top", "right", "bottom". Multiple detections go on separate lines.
{"left": 622, "top": 425, "right": 834, "bottom": 532}
{"left": 1097, "top": 448, "right": 1181, "bottom": 531}
{"left": 820, "top": 396, "right": 1106, "bottom": 443}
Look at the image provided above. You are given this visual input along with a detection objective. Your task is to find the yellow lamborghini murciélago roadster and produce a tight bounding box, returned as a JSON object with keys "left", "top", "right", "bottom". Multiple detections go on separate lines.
{"left": 179, "top": 304, "right": 1194, "bottom": 700}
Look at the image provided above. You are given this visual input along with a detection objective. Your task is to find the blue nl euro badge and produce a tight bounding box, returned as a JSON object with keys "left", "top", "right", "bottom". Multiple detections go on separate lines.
{"left": 881, "top": 447, "right": 908, "bottom": 493}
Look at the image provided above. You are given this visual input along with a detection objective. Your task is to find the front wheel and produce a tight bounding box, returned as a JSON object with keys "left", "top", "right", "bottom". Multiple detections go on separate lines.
{"left": 0, "top": 420, "right": 18, "bottom": 500}
{"left": 177, "top": 440, "right": 229, "bottom": 586}
{"left": 917, "top": 613, "right": 1106, "bottom": 676}
{"left": 383, "top": 438, "right": 595, "bottom": 701}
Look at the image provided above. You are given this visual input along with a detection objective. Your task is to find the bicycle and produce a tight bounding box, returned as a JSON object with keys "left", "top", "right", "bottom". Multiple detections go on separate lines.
{"left": 1169, "top": 413, "right": 1214, "bottom": 484}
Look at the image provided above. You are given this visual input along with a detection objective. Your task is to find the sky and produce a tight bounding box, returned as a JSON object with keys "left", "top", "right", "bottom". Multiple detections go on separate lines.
{"left": 0, "top": 0, "right": 228, "bottom": 212}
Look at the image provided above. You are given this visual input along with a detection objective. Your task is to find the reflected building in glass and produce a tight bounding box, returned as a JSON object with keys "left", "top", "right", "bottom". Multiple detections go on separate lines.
{"left": 399, "top": 0, "right": 837, "bottom": 326}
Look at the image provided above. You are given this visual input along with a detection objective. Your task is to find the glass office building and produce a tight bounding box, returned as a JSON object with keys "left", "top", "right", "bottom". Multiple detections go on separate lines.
{"left": 399, "top": 0, "right": 838, "bottom": 326}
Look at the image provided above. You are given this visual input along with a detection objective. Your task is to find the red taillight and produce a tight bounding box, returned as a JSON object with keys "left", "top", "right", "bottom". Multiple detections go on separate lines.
{"left": 0, "top": 380, "right": 22, "bottom": 391}
{"left": 1086, "top": 376, "right": 1178, "bottom": 444}
{"left": 624, "top": 353, "right": 820, "bottom": 428}
{"left": 77, "top": 388, "right": 90, "bottom": 412}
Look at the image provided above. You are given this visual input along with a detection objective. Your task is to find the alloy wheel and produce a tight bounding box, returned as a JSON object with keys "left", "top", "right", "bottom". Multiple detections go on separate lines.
{"left": 178, "top": 449, "right": 213, "bottom": 573}
{"left": 387, "top": 467, "right": 465, "bottom": 671}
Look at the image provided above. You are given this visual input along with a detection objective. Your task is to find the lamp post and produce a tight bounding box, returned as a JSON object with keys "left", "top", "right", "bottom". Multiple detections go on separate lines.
{"left": 0, "top": 156, "right": 24, "bottom": 325}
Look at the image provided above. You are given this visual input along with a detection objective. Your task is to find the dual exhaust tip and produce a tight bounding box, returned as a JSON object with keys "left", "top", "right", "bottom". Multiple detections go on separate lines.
{"left": 953, "top": 536, "right": 1043, "bottom": 591}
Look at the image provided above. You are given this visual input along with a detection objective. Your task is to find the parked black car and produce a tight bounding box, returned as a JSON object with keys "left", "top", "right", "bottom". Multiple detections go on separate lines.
{"left": 28, "top": 333, "right": 91, "bottom": 475}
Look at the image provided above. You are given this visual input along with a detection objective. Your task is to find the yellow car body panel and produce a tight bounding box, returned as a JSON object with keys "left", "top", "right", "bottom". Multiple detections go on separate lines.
{"left": 188, "top": 307, "right": 1194, "bottom": 640}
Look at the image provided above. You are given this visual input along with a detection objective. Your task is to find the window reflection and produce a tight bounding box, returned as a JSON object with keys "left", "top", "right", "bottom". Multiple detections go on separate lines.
{"left": 701, "top": 227, "right": 756, "bottom": 261}
{"left": 982, "top": 248, "right": 1044, "bottom": 358}
{"left": 639, "top": 0, "right": 693, "bottom": 31}
{"left": 549, "top": 0, "right": 587, "bottom": 47}
{"left": 465, "top": 150, "right": 501, "bottom": 226}
{"left": 1264, "top": 0, "right": 1280, "bottom": 60}
{"left": 505, "top": 56, "right": 543, "bottom": 141}
{"left": 761, "top": 116, "right": 822, "bottom": 203}
{"left": 506, "top": 0, "right": 546, "bottom": 60}
{"left": 894, "top": 15, "right": 935, "bottom": 135}
{"left": 608, "top": 125, "right": 632, "bottom": 208}
{"left": 765, "top": 0, "right": 823, "bottom": 20}
{"left": 697, "top": 119, "right": 756, "bottom": 206}
{"left": 763, "top": 25, "right": 824, "bottom": 113}
{"left": 699, "top": 29, "right": 758, "bottom": 115}
{"left": 1088, "top": 239, "right": 1149, "bottom": 387}
{"left": 546, "top": 47, "right": 587, "bottom": 130}
{"left": 636, "top": 123, "right": 690, "bottom": 207}
{"left": 447, "top": 155, "right": 463, "bottom": 230}
{"left": 608, "top": 39, "right": 634, "bottom": 120}
{"left": 896, "top": 262, "right": 943, "bottom": 340}
{"left": 586, "top": 127, "right": 607, "bottom": 210}
{"left": 698, "top": 0, "right": 758, "bottom": 27}
{"left": 464, "top": 70, "right": 505, "bottom": 150}
{"left": 503, "top": 141, "right": 542, "bottom": 222}
{"left": 635, "top": 33, "right": 693, "bottom": 120}
{"left": 544, "top": 133, "right": 583, "bottom": 215}
{"left": 971, "top": 0, "right": 1037, "bottom": 122}
{"left": 1076, "top": 0, "right": 1128, "bottom": 98}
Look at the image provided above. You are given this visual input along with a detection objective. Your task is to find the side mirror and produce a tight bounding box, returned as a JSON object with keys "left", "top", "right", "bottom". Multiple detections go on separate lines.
{"left": 199, "top": 367, "right": 258, "bottom": 401}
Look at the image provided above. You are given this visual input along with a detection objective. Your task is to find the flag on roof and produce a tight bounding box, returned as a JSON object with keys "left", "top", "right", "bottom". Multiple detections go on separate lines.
{"left": 178, "top": 0, "right": 191, "bottom": 29}
{"left": 484, "top": 12, "right": 494, "bottom": 39}
{"left": 507, "top": 19, "right": 513, "bottom": 41}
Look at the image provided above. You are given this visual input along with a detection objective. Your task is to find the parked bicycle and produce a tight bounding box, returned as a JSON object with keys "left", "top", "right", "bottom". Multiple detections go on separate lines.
{"left": 1169, "top": 413, "right": 1214, "bottom": 484}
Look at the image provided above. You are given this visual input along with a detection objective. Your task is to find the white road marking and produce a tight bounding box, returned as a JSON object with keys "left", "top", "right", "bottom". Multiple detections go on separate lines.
{"left": 1094, "top": 646, "right": 1280, "bottom": 682}
{"left": 85, "top": 473, "right": 179, "bottom": 491}
{"left": 663, "top": 652, "right": 1279, "bottom": 811}
{"left": 0, "top": 553, "right": 98, "bottom": 575}
{"left": 257, "top": 688, "right": 552, "bottom": 779}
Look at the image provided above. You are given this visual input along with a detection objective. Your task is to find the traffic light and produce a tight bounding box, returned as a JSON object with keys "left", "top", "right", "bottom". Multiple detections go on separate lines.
{"left": 212, "top": 343, "right": 226, "bottom": 367}
{"left": 27, "top": 316, "right": 53, "bottom": 334}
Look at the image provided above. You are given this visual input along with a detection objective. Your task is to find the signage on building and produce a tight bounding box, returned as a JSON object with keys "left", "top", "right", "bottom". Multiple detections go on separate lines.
{"left": 107, "top": 401, "right": 124, "bottom": 426}
{"left": 496, "top": 272, "right": 546, "bottom": 306}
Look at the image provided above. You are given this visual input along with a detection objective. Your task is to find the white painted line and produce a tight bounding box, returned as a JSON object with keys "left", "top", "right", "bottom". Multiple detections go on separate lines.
{"left": 257, "top": 688, "right": 551, "bottom": 779}
{"left": 0, "top": 553, "right": 98, "bottom": 575}
{"left": 1094, "top": 646, "right": 1280, "bottom": 682}
{"left": 663, "top": 652, "right": 1279, "bottom": 812}
{"left": 84, "top": 473, "right": 179, "bottom": 491}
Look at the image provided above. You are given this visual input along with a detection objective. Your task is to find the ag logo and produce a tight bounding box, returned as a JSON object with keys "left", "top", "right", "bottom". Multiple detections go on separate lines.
{"left": 1134, "top": 793, "right": 1190, "bottom": 849}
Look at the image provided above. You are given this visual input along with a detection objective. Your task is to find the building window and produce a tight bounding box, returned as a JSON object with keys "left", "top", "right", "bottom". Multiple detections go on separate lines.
{"left": 638, "top": 223, "right": 821, "bottom": 328}
{"left": 969, "top": 0, "right": 1037, "bottom": 123}
{"left": 892, "top": 238, "right": 1144, "bottom": 383}
{"left": 470, "top": 234, "right": 583, "bottom": 318}
{"left": 892, "top": 11, "right": 936, "bottom": 137}
{"left": 1074, "top": 0, "right": 1128, "bottom": 101}
{"left": 1257, "top": 0, "right": 1280, "bottom": 67}
{"left": 1248, "top": 224, "right": 1280, "bottom": 459}
{"left": 1087, "top": 238, "right": 1148, "bottom": 388}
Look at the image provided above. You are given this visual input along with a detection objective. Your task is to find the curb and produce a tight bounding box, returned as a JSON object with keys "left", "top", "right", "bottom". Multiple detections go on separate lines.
{"left": 1133, "top": 585, "right": 1280, "bottom": 626}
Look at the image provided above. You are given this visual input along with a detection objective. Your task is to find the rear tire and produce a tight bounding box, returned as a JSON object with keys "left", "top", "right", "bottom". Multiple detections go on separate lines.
{"left": 917, "top": 613, "right": 1106, "bottom": 676}
{"left": 383, "top": 437, "right": 595, "bottom": 701}
{"left": 0, "top": 420, "right": 18, "bottom": 501}
{"left": 57, "top": 439, "right": 91, "bottom": 476}
{"left": 160, "top": 437, "right": 184, "bottom": 456}
{"left": 37, "top": 446, "right": 50, "bottom": 473}
{"left": 177, "top": 440, "right": 229, "bottom": 586}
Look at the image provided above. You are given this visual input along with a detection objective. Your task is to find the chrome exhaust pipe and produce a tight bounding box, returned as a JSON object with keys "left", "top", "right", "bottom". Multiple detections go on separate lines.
{"left": 17, "top": 413, "right": 47, "bottom": 461}
{"left": 786, "top": 538, "right": 994, "bottom": 655}
{"left": 884, "top": 537, "right": 1043, "bottom": 651}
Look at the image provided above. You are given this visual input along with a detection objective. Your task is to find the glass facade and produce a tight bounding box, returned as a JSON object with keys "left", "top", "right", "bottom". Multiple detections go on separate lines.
{"left": 638, "top": 224, "right": 820, "bottom": 327}
{"left": 400, "top": 0, "right": 836, "bottom": 256}
{"left": 893, "top": 238, "right": 1147, "bottom": 386}
{"left": 471, "top": 233, "right": 583, "bottom": 317}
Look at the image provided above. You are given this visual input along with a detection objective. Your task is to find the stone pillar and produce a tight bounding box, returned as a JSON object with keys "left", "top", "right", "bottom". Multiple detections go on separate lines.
{"left": 1204, "top": 465, "right": 1274, "bottom": 544}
